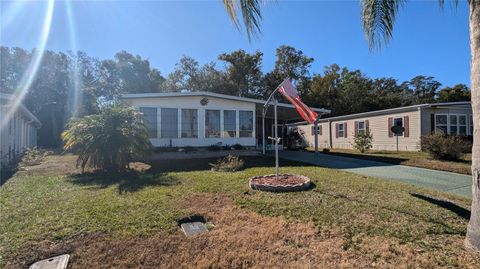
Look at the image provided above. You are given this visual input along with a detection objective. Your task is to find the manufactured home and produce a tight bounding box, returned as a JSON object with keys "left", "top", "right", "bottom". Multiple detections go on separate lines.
{"left": 122, "top": 92, "right": 329, "bottom": 149}
{"left": 294, "top": 101, "right": 473, "bottom": 152}
{"left": 0, "top": 94, "right": 41, "bottom": 165}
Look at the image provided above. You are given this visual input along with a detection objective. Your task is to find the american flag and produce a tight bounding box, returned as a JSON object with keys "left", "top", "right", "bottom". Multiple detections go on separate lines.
{"left": 278, "top": 79, "right": 318, "bottom": 124}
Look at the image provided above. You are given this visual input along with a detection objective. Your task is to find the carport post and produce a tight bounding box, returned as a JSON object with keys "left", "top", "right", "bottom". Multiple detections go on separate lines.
{"left": 314, "top": 120, "right": 319, "bottom": 154}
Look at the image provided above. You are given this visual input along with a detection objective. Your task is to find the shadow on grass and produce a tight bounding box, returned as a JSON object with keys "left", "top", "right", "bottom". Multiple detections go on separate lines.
{"left": 410, "top": 193, "right": 470, "bottom": 220}
{"left": 68, "top": 156, "right": 310, "bottom": 193}
{"left": 68, "top": 171, "right": 179, "bottom": 194}
{"left": 146, "top": 155, "right": 308, "bottom": 173}
{"left": 0, "top": 169, "right": 16, "bottom": 186}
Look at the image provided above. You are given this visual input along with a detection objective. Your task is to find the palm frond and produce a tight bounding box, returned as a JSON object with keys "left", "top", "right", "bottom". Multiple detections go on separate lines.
{"left": 222, "top": 0, "right": 264, "bottom": 41}
{"left": 361, "top": 0, "right": 405, "bottom": 50}
{"left": 362, "top": 0, "right": 461, "bottom": 50}
{"left": 438, "top": 0, "right": 460, "bottom": 10}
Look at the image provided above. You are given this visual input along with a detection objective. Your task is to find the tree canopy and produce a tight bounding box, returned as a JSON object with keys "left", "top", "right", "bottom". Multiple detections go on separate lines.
{"left": 0, "top": 45, "right": 470, "bottom": 146}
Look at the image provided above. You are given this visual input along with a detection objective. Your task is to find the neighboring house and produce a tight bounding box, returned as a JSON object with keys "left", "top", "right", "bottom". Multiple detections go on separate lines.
{"left": 294, "top": 101, "right": 473, "bottom": 152}
{"left": 0, "top": 94, "right": 41, "bottom": 165}
{"left": 121, "top": 91, "right": 329, "bottom": 149}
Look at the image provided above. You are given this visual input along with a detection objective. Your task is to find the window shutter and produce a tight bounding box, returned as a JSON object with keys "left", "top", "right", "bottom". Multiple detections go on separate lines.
{"left": 319, "top": 125, "right": 322, "bottom": 136}
{"left": 344, "top": 122, "right": 348, "bottom": 138}
{"left": 365, "top": 120, "right": 370, "bottom": 131}
{"left": 354, "top": 121, "right": 358, "bottom": 135}
{"left": 335, "top": 123, "right": 339, "bottom": 138}
{"left": 404, "top": 116, "right": 410, "bottom": 137}
{"left": 430, "top": 114, "right": 435, "bottom": 133}
{"left": 388, "top": 117, "right": 393, "bottom": 137}
{"left": 311, "top": 126, "right": 314, "bottom": 136}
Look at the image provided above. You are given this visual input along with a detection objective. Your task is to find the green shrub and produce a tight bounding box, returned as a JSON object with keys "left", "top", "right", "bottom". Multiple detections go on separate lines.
{"left": 353, "top": 129, "right": 374, "bottom": 153}
{"left": 209, "top": 155, "right": 244, "bottom": 172}
{"left": 222, "top": 144, "right": 232, "bottom": 150}
{"left": 62, "top": 105, "right": 152, "bottom": 172}
{"left": 232, "top": 143, "right": 244, "bottom": 150}
{"left": 207, "top": 144, "right": 222, "bottom": 151}
{"left": 420, "top": 134, "right": 471, "bottom": 161}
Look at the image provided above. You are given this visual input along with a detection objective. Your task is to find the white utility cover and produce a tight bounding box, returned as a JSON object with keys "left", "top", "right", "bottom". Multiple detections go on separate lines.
{"left": 29, "top": 254, "right": 70, "bottom": 269}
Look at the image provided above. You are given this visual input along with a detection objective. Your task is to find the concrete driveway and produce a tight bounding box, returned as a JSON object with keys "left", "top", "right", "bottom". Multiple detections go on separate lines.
{"left": 279, "top": 150, "right": 472, "bottom": 199}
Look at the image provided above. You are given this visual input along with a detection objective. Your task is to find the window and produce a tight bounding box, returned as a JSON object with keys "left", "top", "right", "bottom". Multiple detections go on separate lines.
{"left": 181, "top": 109, "right": 197, "bottom": 138}
{"left": 239, "top": 111, "right": 253, "bottom": 137}
{"left": 357, "top": 121, "right": 365, "bottom": 135}
{"left": 223, "top": 110, "right": 236, "bottom": 138}
{"left": 393, "top": 118, "right": 403, "bottom": 127}
{"left": 139, "top": 107, "right": 157, "bottom": 138}
{"left": 459, "top": 115, "right": 467, "bottom": 135}
{"left": 338, "top": 123, "right": 345, "bottom": 138}
{"left": 436, "top": 114, "right": 468, "bottom": 135}
{"left": 161, "top": 108, "right": 178, "bottom": 138}
{"left": 311, "top": 125, "right": 321, "bottom": 136}
{"left": 205, "top": 110, "right": 221, "bottom": 138}
{"left": 435, "top": 114, "right": 448, "bottom": 134}
{"left": 450, "top": 115, "right": 458, "bottom": 134}
{"left": 392, "top": 117, "right": 403, "bottom": 136}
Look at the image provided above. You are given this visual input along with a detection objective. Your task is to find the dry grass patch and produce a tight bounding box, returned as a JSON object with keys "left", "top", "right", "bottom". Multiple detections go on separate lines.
{"left": 14, "top": 154, "right": 81, "bottom": 177}
{"left": 6, "top": 193, "right": 480, "bottom": 269}
{"left": 2, "top": 154, "right": 480, "bottom": 268}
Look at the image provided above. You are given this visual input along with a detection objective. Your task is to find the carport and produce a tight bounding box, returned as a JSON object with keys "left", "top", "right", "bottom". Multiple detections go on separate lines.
{"left": 255, "top": 102, "right": 329, "bottom": 151}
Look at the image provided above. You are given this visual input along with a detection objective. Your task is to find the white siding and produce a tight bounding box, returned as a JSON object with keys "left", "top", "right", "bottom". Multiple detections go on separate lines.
{"left": 1, "top": 106, "right": 39, "bottom": 165}
{"left": 124, "top": 95, "right": 257, "bottom": 147}
{"left": 297, "top": 122, "right": 331, "bottom": 149}
{"left": 300, "top": 110, "right": 422, "bottom": 151}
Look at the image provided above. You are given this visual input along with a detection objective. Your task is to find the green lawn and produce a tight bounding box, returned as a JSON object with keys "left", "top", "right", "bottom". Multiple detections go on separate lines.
{"left": 1, "top": 155, "right": 478, "bottom": 268}
{"left": 308, "top": 148, "right": 472, "bottom": 175}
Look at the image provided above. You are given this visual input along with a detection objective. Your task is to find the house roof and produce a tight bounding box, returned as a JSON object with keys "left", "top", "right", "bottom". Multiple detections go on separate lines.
{"left": 0, "top": 93, "right": 41, "bottom": 127}
{"left": 289, "top": 101, "right": 471, "bottom": 125}
{"left": 121, "top": 91, "right": 331, "bottom": 114}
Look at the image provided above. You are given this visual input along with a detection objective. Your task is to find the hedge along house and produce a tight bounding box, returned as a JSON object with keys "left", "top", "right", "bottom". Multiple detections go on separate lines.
{"left": 0, "top": 93, "right": 41, "bottom": 166}
{"left": 293, "top": 101, "right": 473, "bottom": 152}
{"left": 121, "top": 92, "right": 330, "bottom": 149}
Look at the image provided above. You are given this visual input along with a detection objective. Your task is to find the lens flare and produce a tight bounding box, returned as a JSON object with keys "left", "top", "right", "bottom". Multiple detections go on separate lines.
{"left": 0, "top": 0, "right": 55, "bottom": 131}
{"left": 66, "top": 0, "right": 82, "bottom": 117}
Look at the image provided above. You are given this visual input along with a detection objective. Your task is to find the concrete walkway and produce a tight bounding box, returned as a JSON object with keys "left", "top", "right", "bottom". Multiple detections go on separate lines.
{"left": 279, "top": 150, "right": 472, "bottom": 199}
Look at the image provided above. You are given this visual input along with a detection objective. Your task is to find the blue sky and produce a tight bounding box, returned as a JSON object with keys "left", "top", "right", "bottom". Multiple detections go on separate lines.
{"left": 0, "top": 0, "right": 471, "bottom": 87}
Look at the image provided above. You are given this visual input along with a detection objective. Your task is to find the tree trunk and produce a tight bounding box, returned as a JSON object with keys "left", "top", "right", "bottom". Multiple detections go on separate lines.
{"left": 465, "top": 0, "right": 480, "bottom": 251}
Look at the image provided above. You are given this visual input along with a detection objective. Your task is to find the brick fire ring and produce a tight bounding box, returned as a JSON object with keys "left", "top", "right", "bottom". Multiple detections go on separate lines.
{"left": 249, "top": 174, "right": 312, "bottom": 192}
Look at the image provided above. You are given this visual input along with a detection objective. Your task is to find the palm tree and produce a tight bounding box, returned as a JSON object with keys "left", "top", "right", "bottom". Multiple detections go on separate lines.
{"left": 221, "top": 0, "right": 480, "bottom": 250}
{"left": 62, "top": 104, "right": 152, "bottom": 172}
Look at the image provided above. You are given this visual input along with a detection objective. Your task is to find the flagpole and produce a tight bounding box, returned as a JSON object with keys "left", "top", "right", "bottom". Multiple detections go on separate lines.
{"left": 264, "top": 78, "right": 289, "bottom": 109}
{"left": 274, "top": 98, "right": 279, "bottom": 179}
{"left": 262, "top": 108, "right": 266, "bottom": 155}
{"left": 263, "top": 79, "right": 289, "bottom": 170}
{"left": 265, "top": 77, "right": 312, "bottom": 179}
